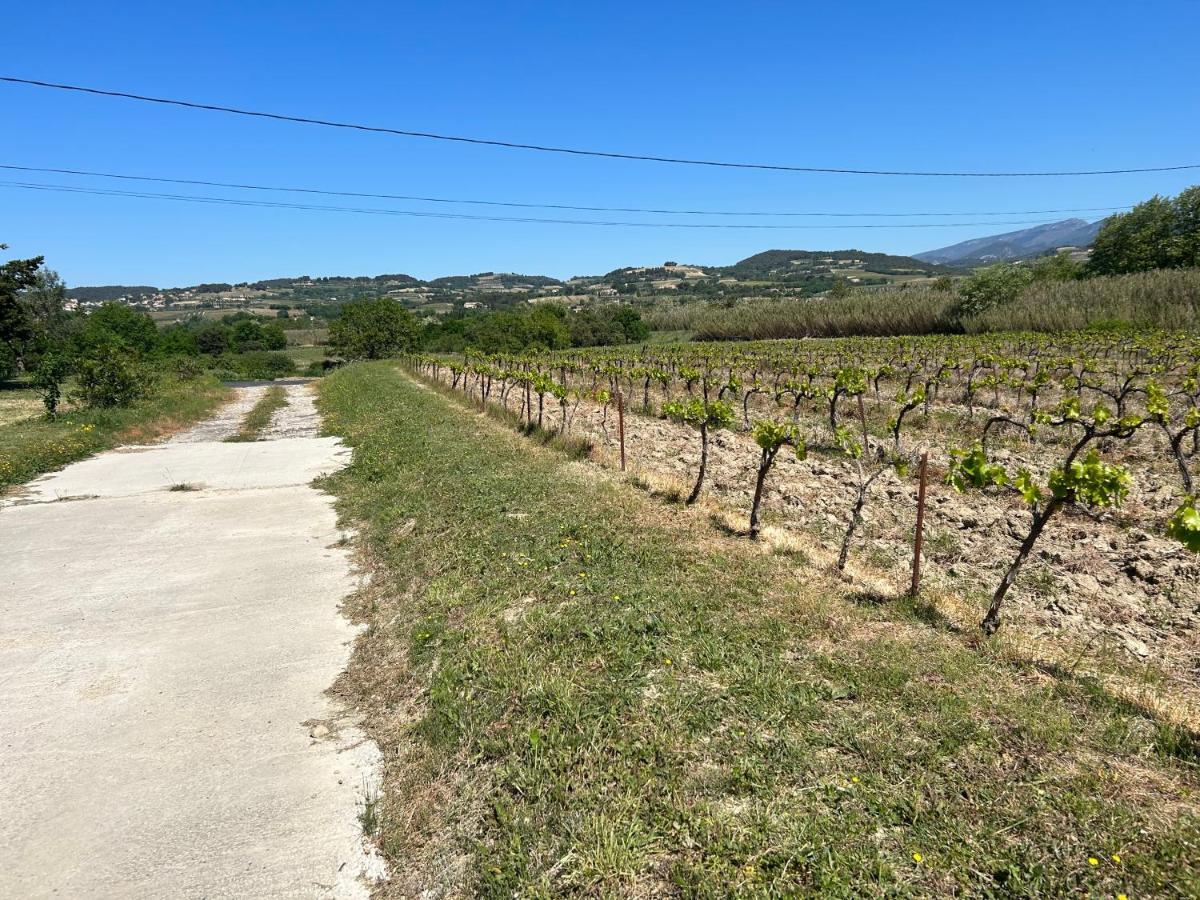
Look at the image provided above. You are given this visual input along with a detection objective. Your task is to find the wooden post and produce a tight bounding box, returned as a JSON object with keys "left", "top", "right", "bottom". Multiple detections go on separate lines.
{"left": 617, "top": 390, "right": 627, "bottom": 471}
{"left": 857, "top": 394, "right": 869, "bottom": 452}
{"left": 910, "top": 450, "right": 929, "bottom": 597}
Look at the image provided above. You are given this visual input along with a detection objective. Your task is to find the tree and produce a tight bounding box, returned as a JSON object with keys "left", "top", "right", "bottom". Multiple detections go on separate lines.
{"left": 159, "top": 324, "right": 199, "bottom": 356}
{"left": 194, "top": 322, "right": 230, "bottom": 356}
{"left": 520, "top": 306, "right": 571, "bottom": 352}
{"left": 75, "top": 302, "right": 158, "bottom": 355}
{"left": 609, "top": 305, "right": 649, "bottom": 342}
{"left": 1028, "top": 251, "right": 1084, "bottom": 283}
{"left": 1089, "top": 186, "right": 1200, "bottom": 275}
{"left": 0, "top": 247, "right": 45, "bottom": 376}
{"left": 18, "top": 269, "right": 71, "bottom": 366}
{"left": 329, "top": 298, "right": 420, "bottom": 359}
{"left": 227, "top": 317, "right": 287, "bottom": 352}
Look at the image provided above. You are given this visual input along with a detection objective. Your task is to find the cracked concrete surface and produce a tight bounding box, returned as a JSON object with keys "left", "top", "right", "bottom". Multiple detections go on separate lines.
{"left": 0, "top": 385, "right": 384, "bottom": 898}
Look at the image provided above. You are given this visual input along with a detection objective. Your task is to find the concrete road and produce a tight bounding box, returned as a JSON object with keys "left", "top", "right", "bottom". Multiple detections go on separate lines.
{"left": 0, "top": 384, "right": 384, "bottom": 898}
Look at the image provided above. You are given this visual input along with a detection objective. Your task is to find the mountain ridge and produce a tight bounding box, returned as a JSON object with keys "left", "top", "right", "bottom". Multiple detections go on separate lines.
{"left": 914, "top": 218, "right": 1103, "bottom": 267}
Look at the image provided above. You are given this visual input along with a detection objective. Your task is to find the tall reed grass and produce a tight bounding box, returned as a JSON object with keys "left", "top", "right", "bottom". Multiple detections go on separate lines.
{"left": 962, "top": 268, "right": 1200, "bottom": 333}
{"left": 646, "top": 268, "right": 1200, "bottom": 340}
{"left": 685, "top": 287, "right": 957, "bottom": 340}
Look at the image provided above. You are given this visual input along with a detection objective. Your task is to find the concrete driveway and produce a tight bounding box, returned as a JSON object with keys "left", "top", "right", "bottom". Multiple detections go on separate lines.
{"left": 0, "top": 383, "right": 383, "bottom": 898}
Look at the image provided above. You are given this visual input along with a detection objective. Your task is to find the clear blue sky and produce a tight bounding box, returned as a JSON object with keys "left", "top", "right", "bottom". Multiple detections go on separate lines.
{"left": 2, "top": 1, "right": 1198, "bottom": 287}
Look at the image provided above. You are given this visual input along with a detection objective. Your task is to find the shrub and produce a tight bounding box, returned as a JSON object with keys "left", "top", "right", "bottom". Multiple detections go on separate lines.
{"left": 73, "top": 348, "right": 152, "bottom": 408}
{"left": 953, "top": 264, "right": 1035, "bottom": 319}
{"left": 222, "top": 351, "right": 296, "bottom": 380}
{"left": 31, "top": 352, "right": 70, "bottom": 418}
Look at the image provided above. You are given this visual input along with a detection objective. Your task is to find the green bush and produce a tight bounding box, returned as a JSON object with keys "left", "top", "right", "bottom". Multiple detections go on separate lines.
{"left": 953, "top": 264, "right": 1036, "bottom": 319}
{"left": 220, "top": 350, "right": 296, "bottom": 380}
{"left": 73, "top": 347, "right": 153, "bottom": 408}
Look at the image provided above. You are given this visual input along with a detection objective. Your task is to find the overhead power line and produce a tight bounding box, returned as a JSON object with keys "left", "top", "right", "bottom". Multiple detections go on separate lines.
{"left": 0, "top": 163, "right": 1132, "bottom": 218}
{"left": 0, "top": 179, "right": 1079, "bottom": 230}
{"left": 3, "top": 75, "right": 1197, "bottom": 178}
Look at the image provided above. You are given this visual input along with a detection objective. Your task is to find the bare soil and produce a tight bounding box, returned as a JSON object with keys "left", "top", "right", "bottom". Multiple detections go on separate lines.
{"left": 437, "top": 369, "right": 1200, "bottom": 698}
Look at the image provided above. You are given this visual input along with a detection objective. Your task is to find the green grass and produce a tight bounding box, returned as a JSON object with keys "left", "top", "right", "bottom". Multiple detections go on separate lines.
{"left": 319, "top": 362, "right": 1200, "bottom": 898}
{"left": 0, "top": 381, "right": 44, "bottom": 427}
{"left": 224, "top": 385, "right": 288, "bottom": 442}
{"left": 287, "top": 345, "right": 330, "bottom": 368}
{"left": 0, "top": 373, "right": 229, "bottom": 490}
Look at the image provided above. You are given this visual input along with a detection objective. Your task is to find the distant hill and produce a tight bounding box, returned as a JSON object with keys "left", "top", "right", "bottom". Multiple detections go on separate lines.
{"left": 914, "top": 219, "right": 1103, "bottom": 267}
{"left": 428, "top": 272, "right": 561, "bottom": 290}
{"left": 65, "top": 285, "right": 158, "bottom": 302}
{"left": 716, "top": 249, "right": 945, "bottom": 281}
{"left": 65, "top": 250, "right": 947, "bottom": 314}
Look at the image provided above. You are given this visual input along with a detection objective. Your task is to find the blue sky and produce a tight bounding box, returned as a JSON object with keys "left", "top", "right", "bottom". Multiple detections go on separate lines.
{"left": 2, "top": 1, "right": 1198, "bottom": 287}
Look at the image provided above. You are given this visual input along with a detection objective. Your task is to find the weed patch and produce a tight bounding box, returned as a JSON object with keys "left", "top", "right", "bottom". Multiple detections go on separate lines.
{"left": 224, "top": 385, "right": 288, "bottom": 442}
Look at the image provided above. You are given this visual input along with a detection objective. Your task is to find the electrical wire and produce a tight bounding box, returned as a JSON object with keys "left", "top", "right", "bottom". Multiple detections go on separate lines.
{"left": 1, "top": 179, "right": 1083, "bottom": 230}
{"left": 3, "top": 76, "right": 1195, "bottom": 177}
{"left": 0, "top": 163, "right": 1132, "bottom": 218}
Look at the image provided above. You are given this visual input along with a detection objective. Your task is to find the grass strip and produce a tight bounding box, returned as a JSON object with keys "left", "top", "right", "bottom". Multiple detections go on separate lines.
{"left": 224, "top": 385, "right": 288, "bottom": 442}
{"left": 0, "top": 373, "right": 228, "bottom": 490}
{"left": 319, "top": 362, "right": 1199, "bottom": 898}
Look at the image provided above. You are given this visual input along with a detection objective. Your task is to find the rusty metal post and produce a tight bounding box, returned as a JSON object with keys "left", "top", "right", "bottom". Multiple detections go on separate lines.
{"left": 617, "top": 390, "right": 626, "bottom": 471}
{"left": 911, "top": 450, "right": 929, "bottom": 596}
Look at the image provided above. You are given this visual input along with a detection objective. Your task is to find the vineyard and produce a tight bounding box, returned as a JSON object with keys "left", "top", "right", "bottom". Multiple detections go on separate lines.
{"left": 407, "top": 330, "right": 1200, "bottom": 702}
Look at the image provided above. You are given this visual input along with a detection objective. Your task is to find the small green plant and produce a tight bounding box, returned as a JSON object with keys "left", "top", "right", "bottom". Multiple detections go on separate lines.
{"left": 748, "top": 419, "right": 806, "bottom": 538}
{"left": 827, "top": 366, "right": 866, "bottom": 440}
{"left": 662, "top": 397, "right": 734, "bottom": 505}
{"left": 358, "top": 782, "right": 380, "bottom": 836}
{"left": 833, "top": 422, "right": 899, "bottom": 572}
{"left": 1167, "top": 497, "right": 1200, "bottom": 553}
{"left": 946, "top": 442, "right": 1008, "bottom": 492}
{"left": 949, "top": 444, "right": 1132, "bottom": 634}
